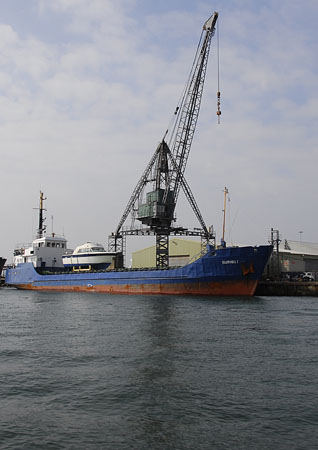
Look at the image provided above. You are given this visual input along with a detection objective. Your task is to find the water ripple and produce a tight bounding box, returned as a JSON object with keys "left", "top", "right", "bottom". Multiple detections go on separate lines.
{"left": 0, "top": 290, "right": 317, "bottom": 449}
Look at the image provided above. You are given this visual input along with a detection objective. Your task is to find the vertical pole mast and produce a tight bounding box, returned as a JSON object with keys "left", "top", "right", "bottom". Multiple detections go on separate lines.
{"left": 37, "top": 191, "right": 46, "bottom": 238}
{"left": 222, "top": 187, "right": 228, "bottom": 245}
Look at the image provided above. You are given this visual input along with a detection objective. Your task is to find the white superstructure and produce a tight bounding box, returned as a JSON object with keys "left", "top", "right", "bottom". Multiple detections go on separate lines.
{"left": 14, "top": 234, "right": 67, "bottom": 269}
{"left": 11, "top": 193, "right": 118, "bottom": 272}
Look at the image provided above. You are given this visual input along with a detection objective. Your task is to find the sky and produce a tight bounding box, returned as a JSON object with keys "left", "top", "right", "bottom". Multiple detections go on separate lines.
{"left": 0, "top": 0, "right": 317, "bottom": 262}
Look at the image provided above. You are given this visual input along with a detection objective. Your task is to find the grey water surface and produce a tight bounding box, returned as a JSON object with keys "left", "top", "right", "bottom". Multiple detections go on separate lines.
{"left": 0, "top": 289, "right": 317, "bottom": 449}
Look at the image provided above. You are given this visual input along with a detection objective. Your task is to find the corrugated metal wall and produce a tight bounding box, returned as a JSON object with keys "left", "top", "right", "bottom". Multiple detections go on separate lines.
{"left": 132, "top": 238, "right": 202, "bottom": 268}
{"left": 280, "top": 254, "right": 305, "bottom": 272}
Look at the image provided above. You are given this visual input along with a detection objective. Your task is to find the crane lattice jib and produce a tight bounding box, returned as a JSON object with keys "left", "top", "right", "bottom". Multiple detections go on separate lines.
{"left": 164, "top": 12, "right": 218, "bottom": 206}
{"left": 115, "top": 143, "right": 162, "bottom": 236}
{"left": 167, "top": 149, "right": 210, "bottom": 237}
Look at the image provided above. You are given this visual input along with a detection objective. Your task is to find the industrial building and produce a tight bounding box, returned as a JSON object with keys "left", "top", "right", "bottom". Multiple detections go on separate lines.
{"left": 278, "top": 240, "right": 318, "bottom": 274}
{"left": 132, "top": 238, "right": 202, "bottom": 268}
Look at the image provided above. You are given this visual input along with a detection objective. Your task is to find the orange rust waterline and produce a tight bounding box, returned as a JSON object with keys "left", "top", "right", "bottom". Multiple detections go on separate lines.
{"left": 13, "top": 280, "right": 258, "bottom": 296}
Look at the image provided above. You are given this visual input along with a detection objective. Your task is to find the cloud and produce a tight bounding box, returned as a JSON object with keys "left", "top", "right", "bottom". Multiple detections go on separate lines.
{"left": 39, "top": 0, "right": 136, "bottom": 39}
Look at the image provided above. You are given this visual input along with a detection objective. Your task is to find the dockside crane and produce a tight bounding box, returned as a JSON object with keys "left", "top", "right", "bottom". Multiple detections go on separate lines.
{"left": 109, "top": 12, "right": 219, "bottom": 268}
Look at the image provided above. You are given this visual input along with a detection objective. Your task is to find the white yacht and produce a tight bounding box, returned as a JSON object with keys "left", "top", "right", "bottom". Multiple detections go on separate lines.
{"left": 62, "top": 242, "right": 117, "bottom": 270}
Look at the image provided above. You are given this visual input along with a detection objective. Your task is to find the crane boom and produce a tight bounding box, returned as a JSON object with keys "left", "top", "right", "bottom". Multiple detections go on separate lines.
{"left": 165, "top": 12, "right": 218, "bottom": 210}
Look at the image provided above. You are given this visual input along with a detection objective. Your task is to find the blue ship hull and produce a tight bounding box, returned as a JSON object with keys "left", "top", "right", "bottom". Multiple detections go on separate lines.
{"left": 5, "top": 245, "right": 272, "bottom": 296}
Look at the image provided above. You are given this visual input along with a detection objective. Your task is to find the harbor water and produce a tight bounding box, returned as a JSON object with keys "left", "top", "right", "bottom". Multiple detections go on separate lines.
{"left": 0, "top": 289, "right": 317, "bottom": 449}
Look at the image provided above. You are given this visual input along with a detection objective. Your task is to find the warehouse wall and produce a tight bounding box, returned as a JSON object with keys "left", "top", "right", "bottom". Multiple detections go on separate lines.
{"left": 280, "top": 253, "right": 306, "bottom": 272}
{"left": 132, "top": 238, "right": 202, "bottom": 268}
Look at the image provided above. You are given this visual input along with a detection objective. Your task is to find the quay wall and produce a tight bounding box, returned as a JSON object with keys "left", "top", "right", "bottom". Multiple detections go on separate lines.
{"left": 256, "top": 281, "right": 318, "bottom": 296}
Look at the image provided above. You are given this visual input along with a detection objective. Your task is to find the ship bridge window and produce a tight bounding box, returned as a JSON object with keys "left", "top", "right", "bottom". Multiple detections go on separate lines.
{"left": 47, "top": 242, "right": 50, "bottom": 247}
{"left": 52, "top": 243, "right": 55, "bottom": 247}
{"left": 62, "top": 244, "right": 65, "bottom": 248}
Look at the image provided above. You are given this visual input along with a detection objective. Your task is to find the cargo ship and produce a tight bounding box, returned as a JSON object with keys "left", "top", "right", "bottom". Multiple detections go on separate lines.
{"left": 5, "top": 192, "right": 272, "bottom": 296}
{"left": 0, "top": 257, "right": 6, "bottom": 273}
{"left": 0, "top": 257, "right": 6, "bottom": 285}
{"left": 5, "top": 234, "right": 272, "bottom": 296}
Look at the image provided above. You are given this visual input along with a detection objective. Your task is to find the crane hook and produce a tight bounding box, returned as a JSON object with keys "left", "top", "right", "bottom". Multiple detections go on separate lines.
{"left": 217, "top": 90, "right": 221, "bottom": 124}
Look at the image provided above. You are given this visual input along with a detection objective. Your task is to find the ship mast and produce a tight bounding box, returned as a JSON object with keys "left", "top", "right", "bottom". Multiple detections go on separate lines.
{"left": 37, "top": 191, "right": 47, "bottom": 238}
{"left": 221, "top": 187, "right": 228, "bottom": 247}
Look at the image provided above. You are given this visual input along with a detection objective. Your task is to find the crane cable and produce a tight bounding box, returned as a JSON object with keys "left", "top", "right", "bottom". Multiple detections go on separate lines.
{"left": 216, "top": 20, "right": 221, "bottom": 123}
